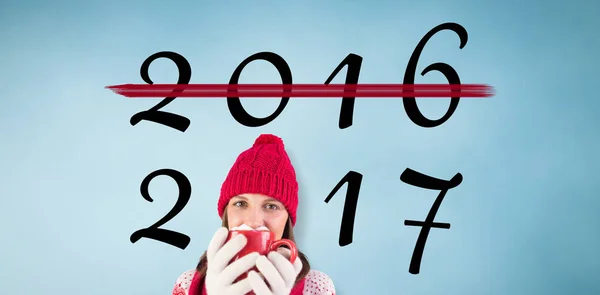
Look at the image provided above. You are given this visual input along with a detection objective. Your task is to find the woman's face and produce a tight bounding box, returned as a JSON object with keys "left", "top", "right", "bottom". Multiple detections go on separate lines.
{"left": 226, "top": 193, "right": 289, "bottom": 240}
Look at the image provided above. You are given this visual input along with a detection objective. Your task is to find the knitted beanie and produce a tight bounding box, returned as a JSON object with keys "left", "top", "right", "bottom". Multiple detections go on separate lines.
{"left": 218, "top": 134, "right": 299, "bottom": 225}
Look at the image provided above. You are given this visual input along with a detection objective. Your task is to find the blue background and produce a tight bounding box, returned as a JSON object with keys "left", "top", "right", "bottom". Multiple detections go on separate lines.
{"left": 1, "top": 0, "right": 598, "bottom": 294}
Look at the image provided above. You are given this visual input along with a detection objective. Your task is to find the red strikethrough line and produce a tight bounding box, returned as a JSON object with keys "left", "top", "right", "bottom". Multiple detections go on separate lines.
{"left": 106, "top": 84, "right": 495, "bottom": 98}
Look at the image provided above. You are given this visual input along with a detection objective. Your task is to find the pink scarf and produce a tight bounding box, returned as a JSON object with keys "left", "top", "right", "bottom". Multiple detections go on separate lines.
{"left": 189, "top": 271, "right": 306, "bottom": 295}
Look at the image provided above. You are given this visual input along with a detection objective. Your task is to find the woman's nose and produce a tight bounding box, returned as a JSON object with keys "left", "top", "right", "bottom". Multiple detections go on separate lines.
{"left": 244, "top": 209, "right": 265, "bottom": 229}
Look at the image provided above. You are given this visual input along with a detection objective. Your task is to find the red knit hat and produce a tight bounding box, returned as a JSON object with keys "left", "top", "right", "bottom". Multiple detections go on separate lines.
{"left": 218, "top": 134, "right": 299, "bottom": 225}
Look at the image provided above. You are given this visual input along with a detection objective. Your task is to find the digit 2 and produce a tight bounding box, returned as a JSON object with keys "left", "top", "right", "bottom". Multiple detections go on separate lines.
{"left": 130, "top": 51, "right": 192, "bottom": 132}
{"left": 130, "top": 168, "right": 192, "bottom": 249}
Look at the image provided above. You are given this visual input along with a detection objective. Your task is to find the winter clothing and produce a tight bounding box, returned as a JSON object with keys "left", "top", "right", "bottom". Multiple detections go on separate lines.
{"left": 172, "top": 134, "right": 335, "bottom": 295}
{"left": 172, "top": 269, "right": 334, "bottom": 295}
{"left": 218, "top": 134, "right": 299, "bottom": 225}
{"left": 247, "top": 248, "right": 304, "bottom": 295}
{"left": 203, "top": 228, "right": 257, "bottom": 295}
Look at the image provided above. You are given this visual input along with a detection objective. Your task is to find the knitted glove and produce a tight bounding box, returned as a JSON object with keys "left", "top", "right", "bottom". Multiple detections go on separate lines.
{"left": 247, "top": 248, "right": 303, "bottom": 295}
{"left": 205, "top": 227, "right": 259, "bottom": 295}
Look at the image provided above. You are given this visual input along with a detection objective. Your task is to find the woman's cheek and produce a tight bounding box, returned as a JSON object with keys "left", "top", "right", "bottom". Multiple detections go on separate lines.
{"left": 271, "top": 215, "right": 288, "bottom": 239}
{"left": 227, "top": 210, "right": 243, "bottom": 228}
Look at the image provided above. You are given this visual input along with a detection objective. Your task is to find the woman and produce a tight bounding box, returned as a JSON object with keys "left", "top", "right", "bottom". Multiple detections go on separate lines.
{"left": 172, "top": 134, "right": 336, "bottom": 295}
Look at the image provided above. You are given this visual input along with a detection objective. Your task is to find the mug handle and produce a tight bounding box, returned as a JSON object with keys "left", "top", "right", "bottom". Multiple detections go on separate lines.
{"left": 270, "top": 239, "right": 298, "bottom": 263}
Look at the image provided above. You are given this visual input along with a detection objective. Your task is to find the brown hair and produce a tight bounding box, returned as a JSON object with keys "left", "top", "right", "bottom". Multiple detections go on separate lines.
{"left": 194, "top": 209, "right": 311, "bottom": 293}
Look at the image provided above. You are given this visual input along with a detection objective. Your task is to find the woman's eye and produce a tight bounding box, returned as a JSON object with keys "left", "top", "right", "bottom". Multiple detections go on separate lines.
{"left": 265, "top": 204, "right": 279, "bottom": 210}
{"left": 234, "top": 201, "right": 246, "bottom": 207}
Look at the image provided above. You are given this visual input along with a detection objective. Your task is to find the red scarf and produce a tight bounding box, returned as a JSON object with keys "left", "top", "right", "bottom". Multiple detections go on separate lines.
{"left": 189, "top": 272, "right": 306, "bottom": 295}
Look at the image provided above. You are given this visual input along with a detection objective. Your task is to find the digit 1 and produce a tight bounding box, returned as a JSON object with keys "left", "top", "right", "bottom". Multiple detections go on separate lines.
{"left": 130, "top": 168, "right": 192, "bottom": 249}
{"left": 324, "top": 171, "right": 363, "bottom": 246}
{"left": 324, "top": 53, "right": 363, "bottom": 129}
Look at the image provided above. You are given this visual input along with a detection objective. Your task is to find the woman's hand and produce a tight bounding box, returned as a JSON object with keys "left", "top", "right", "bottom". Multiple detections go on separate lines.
{"left": 205, "top": 227, "right": 259, "bottom": 295}
{"left": 247, "top": 248, "right": 303, "bottom": 295}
